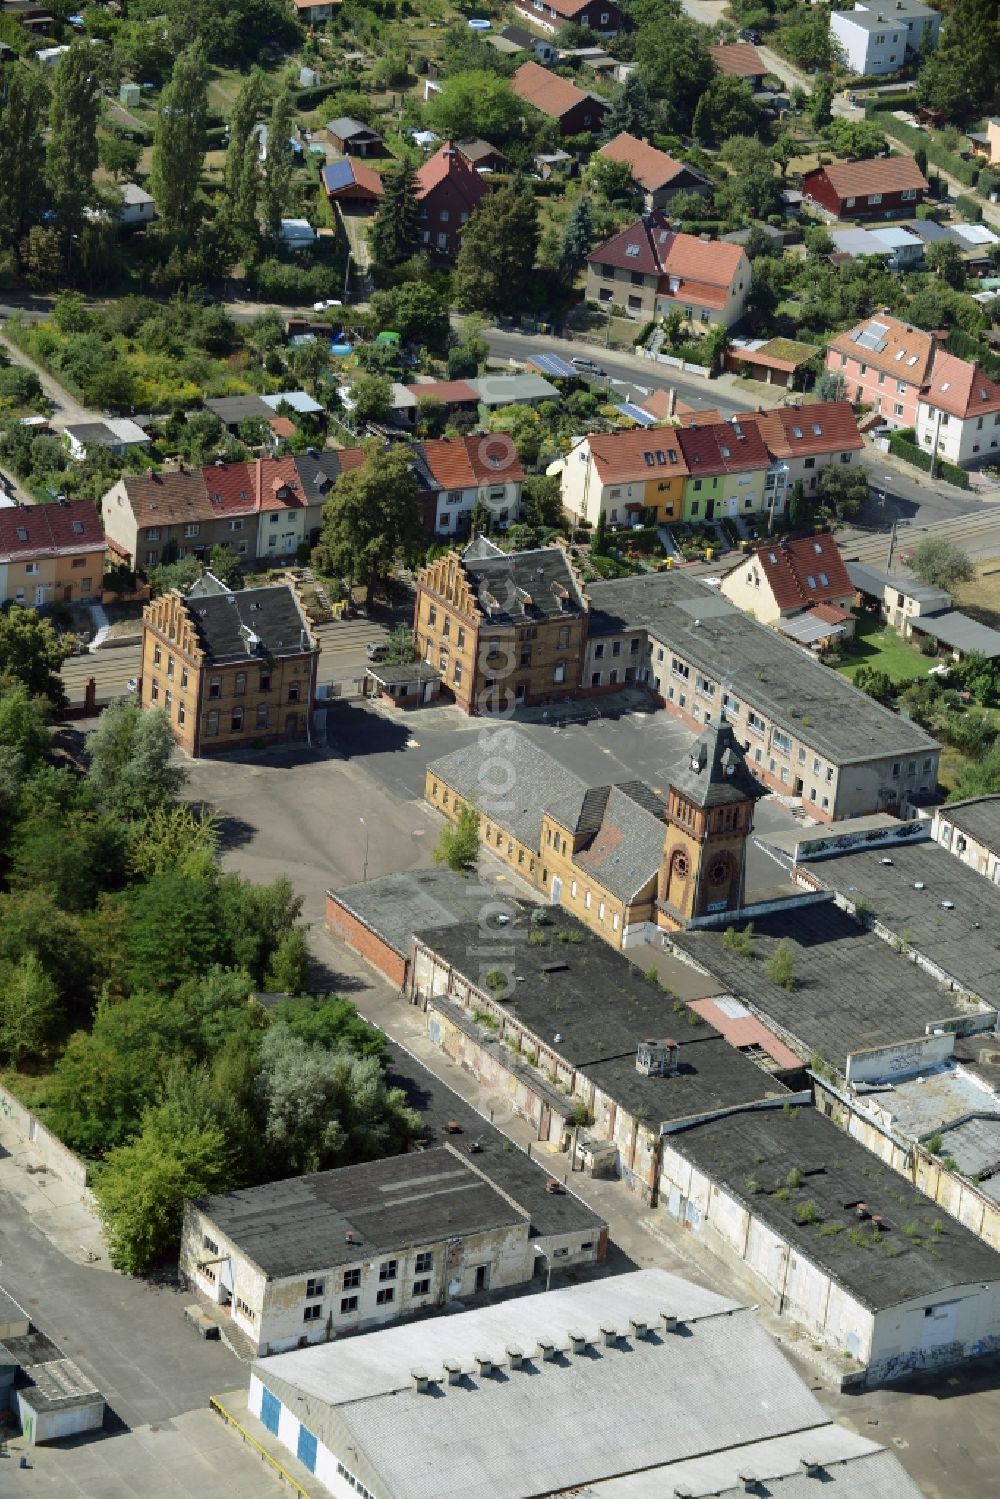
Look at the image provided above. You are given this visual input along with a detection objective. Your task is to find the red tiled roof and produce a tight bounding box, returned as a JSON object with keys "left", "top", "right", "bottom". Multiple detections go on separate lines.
{"left": 809, "top": 601, "right": 854, "bottom": 625}
{"left": 748, "top": 400, "right": 863, "bottom": 460}
{"left": 638, "top": 388, "right": 676, "bottom": 422}
{"left": 268, "top": 416, "right": 297, "bottom": 438}
{"left": 676, "top": 418, "right": 769, "bottom": 476}
{"left": 122, "top": 467, "right": 212, "bottom": 526}
{"left": 805, "top": 155, "right": 928, "bottom": 201}
{"left": 589, "top": 211, "right": 746, "bottom": 296}
{"left": 749, "top": 534, "right": 854, "bottom": 612}
{"left": 415, "top": 142, "right": 489, "bottom": 215}
{"left": 597, "top": 133, "right": 692, "bottom": 192}
{"left": 418, "top": 436, "right": 524, "bottom": 490}
{"left": 827, "top": 314, "right": 938, "bottom": 385}
{"left": 922, "top": 350, "right": 1000, "bottom": 420}
{"left": 0, "top": 499, "right": 104, "bottom": 563}
{"left": 511, "top": 60, "right": 604, "bottom": 122}
{"left": 709, "top": 42, "right": 766, "bottom": 78}
{"left": 532, "top": 0, "right": 593, "bottom": 16}
{"left": 404, "top": 380, "right": 479, "bottom": 405}
{"left": 582, "top": 429, "right": 688, "bottom": 484}
{"left": 675, "top": 405, "right": 726, "bottom": 428}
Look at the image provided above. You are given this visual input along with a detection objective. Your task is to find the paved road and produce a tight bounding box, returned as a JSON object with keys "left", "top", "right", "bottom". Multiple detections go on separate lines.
{"left": 0, "top": 329, "right": 101, "bottom": 430}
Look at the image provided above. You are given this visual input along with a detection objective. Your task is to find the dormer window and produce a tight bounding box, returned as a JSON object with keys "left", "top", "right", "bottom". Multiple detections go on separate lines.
{"left": 792, "top": 426, "right": 803, "bottom": 439}
{"left": 811, "top": 424, "right": 822, "bottom": 437}
{"left": 625, "top": 243, "right": 640, "bottom": 257}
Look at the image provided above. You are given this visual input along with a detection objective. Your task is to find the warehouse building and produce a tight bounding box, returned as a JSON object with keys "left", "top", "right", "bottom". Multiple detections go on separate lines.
{"left": 247, "top": 1267, "right": 924, "bottom": 1498}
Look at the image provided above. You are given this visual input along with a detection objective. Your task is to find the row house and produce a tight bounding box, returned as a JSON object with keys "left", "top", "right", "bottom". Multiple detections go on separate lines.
{"left": 914, "top": 352, "right": 1000, "bottom": 468}
{"left": 413, "top": 536, "right": 589, "bottom": 713}
{"left": 585, "top": 211, "right": 750, "bottom": 326}
{"left": 513, "top": 0, "right": 623, "bottom": 35}
{"left": 676, "top": 418, "right": 772, "bottom": 522}
{"left": 0, "top": 499, "right": 105, "bottom": 608}
{"left": 139, "top": 573, "right": 318, "bottom": 757}
{"left": 561, "top": 429, "right": 689, "bottom": 528}
{"left": 417, "top": 435, "right": 524, "bottom": 538}
{"left": 415, "top": 142, "right": 488, "bottom": 260}
{"left": 511, "top": 60, "right": 608, "bottom": 137}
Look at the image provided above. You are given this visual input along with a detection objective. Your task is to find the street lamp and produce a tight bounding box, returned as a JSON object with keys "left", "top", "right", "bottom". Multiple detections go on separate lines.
{"left": 359, "top": 816, "right": 369, "bottom": 883}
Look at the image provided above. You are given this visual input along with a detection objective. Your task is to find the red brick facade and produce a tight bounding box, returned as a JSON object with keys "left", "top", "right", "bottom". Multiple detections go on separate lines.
{"left": 324, "top": 893, "right": 407, "bottom": 987}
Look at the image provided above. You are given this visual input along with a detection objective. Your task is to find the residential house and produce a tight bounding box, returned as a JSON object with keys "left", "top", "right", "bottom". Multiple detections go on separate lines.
{"left": 325, "top": 117, "right": 384, "bottom": 156}
{"left": 560, "top": 428, "right": 689, "bottom": 528}
{"left": 596, "top": 132, "right": 710, "bottom": 212}
{"left": 293, "top": 0, "right": 338, "bottom": 19}
{"left": 721, "top": 534, "right": 856, "bottom": 633}
{"left": 490, "top": 23, "right": 556, "bottom": 62}
{"left": 747, "top": 398, "right": 865, "bottom": 495}
{"left": 138, "top": 574, "right": 319, "bottom": 756}
{"left": 723, "top": 335, "right": 820, "bottom": 388}
{"left": 180, "top": 1147, "right": 603, "bottom": 1356}
{"left": 118, "top": 182, "right": 155, "bottom": 226}
{"left": 512, "top": 0, "right": 623, "bottom": 35}
{"left": 846, "top": 559, "right": 952, "bottom": 636}
{"left": 62, "top": 417, "right": 151, "bottom": 462}
{"left": 968, "top": 117, "right": 1000, "bottom": 167}
{"left": 511, "top": 60, "right": 608, "bottom": 136}
{"left": 415, "top": 142, "right": 489, "bottom": 258}
{"left": 587, "top": 570, "right": 940, "bottom": 819}
{"left": 413, "top": 536, "right": 589, "bottom": 713}
{"left": 417, "top": 434, "right": 524, "bottom": 538}
{"left": 708, "top": 41, "right": 767, "bottom": 87}
{"left": 320, "top": 158, "right": 383, "bottom": 209}
{"left": 825, "top": 313, "right": 938, "bottom": 428}
{"left": 831, "top": 0, "right": 940, "bottom": 77}
{"left": 658, "top": 1100, "right": 1000, "bottom": 1387}
{"left": 933, "top": 796, "right": 1000, "bottom": 885}
{"left": 914, "top": 351, "right": 1000, "bottom": 468}
{"left": 247, "top": 1269, "right": 923, "bottom": 1499}
{"left": 586, "top": 211, "right": 751, "bottom": 326}
{"left": 454, "top": 137, "right": 508, "bottom": 174}
{"left": 676, "top": 417, "right": 773, "bottom": 521}
{"left": 802, "top": 156, "right": 928, "bottom": 220}
{"left": 0, "top": 499, "right": 105, "bottom": 607}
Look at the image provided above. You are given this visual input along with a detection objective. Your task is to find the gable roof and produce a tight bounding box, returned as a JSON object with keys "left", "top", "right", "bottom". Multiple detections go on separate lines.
{"left": 511, "top": 60, "right": 605, "bottom": 121}
{"left": 326, "top": 116, "right": 381, "bottom": 142}
{"left": 0, "top": 499, "right": 104, "bottom": 563}
{"left": 459, "top": 538, "right": 587, "bottom": 624}
{"left": 668, "top": 717, "right": 763, "bottom": 810}
{"left": 744, "top": 534, "right": 855, "bottom": 613}
{"left": 417, "top": 435, "right": 524, "bottom": 490}
{"left": 320, "top": 158, "right": 383, "bottom": 197}
{"left": 597, "top": 132, "right": 699, "bottom": 192}
{"left": 806, "top": 155, "right": 928, "bottom": 201}
{"left": 454, "top": 137, "right": 507, "bottom": 166}
{"left": 827, "top": 314, "right": 937, "bottom": 384}
{"left": 748, "top": 400, "right": 864, "bottom": 459}
{"left": 415, "top": 142, "right": 490, "bottom": 215}
{"left": 709, "top": 41, "right": 766, "bottom": 77}
{"left": 676, "top": 417, "right": 770, "bottom": 476}
{"left": 121, "top": 467, "right": 212, "bottom": 527}
{"left": 921, "top": 350, "right": 1000, "bottom": 420}
{"left": 579, "top": 428, "right": 688, "bottom": 484}
{"left": 588, "top": 211, "right": 746, "bottom": 296}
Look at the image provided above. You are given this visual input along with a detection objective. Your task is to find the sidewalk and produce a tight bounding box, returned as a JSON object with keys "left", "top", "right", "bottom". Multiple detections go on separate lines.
{"left": 0, "top": 1114, "right": 106, "bottom": 1268}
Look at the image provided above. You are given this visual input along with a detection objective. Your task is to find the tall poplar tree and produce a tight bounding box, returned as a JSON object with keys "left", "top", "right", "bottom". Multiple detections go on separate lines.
{"left": 261, "top": 83, "right": 295, "bottom": 240}
{"left": 0, "top": 65, "right": 47, "bottom": 253}
{"left": 150, "top": 45, "right": 208, "bottom": 235}
{"left": 45, "top": 42, "right": 100, "bottom": 244}
{"left": 224, "top": 69, "right": 265, "bottom": 251}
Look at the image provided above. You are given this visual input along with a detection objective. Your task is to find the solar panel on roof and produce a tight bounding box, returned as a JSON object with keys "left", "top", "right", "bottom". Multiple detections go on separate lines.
{"left": 322, "top": 160, "right": 356, "bottom": 193}
{"left": 855, "top": 321, "right": 889, "bottom": 353}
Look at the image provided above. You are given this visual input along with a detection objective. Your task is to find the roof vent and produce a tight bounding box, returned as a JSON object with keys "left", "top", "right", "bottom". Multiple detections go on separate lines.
{"left": 600, "top": 1325, "right": 619, "bottom": 1348}
{"left": 636, "top": 1038, "right": 679, "bottom": 1076}
{"left": 411, "top": 1369, "right": 430, "bottom": 1393}
{"left": 537, "top": 1340, "right": 556, "bottom": 1362}
{"left": 941, "top": 900, "right": 955, "bottom": 910}
{"left": 800, "top": 1455, "right": 824, "bottom": 1476}
{"left": 739, "top": 1475, "right": 759, "bottom": 1495}
{"left": 569, "top": 1331, "right": 589, "bottom": 1355}
{"left": 507, "top": 1347, "right": 524, "bottom": 1370}
{"left": 914, "top": 881, "right": 925, "bottom": 891}
{"left": 881, "top": 856, "right": 893, "bottom": 865}
{"left": 661, "top": 1312, "right": 678, "bottom": 1333}
{"left": 628, "top": 1318, "right": 648, "bottom": 1341}
{"left": 345, "top": 1230, "right": 361, "bottom": 1245}
{"left": 443, "top": 1360, "right": 462, "bottom": 1385}
{"left": 474, "top": 1353, "right": 493, "bottom": 1376}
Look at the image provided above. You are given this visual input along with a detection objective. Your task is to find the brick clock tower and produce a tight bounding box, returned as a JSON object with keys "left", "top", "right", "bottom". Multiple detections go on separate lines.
{"left": 658, "top": 718, "right": 763, "bottom": 931}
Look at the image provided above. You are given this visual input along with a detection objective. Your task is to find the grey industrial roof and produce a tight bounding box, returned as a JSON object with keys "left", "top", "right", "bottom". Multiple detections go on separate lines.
{"left": 911, "top": 609, "right": 1000, "bottom": 659}
{"left": 419, "top": 904, "right": 787, "bottom": 1122}
{"left": 855, "top": 1063, "right": 1000, "bottom": 1145}
{"left": 672, "top": 900, "right": 983, "bottom": 1068}
{"left": 329, "top": 869, "right": 505, "bottom": 959}
{"left": 255, "top": 1269, "right": 837, "bottom": 1499}
{"left": 192, "top": 1148, "right": 526, "bottom": 1278}
{"left": 0, "top": 1285, "right": 28, "bottom": 1337}
{"left": 587, "top": 572, "right": 938, "bottom": 765}
{"left": 803, "top": 838, "right": 1000, "bottom": 1006}
{"left": 0, "top": 1330, "right": 103, "bottom": 1413}
{"left": 471, "top": 373, "right": 560, "bottom": 406}
{"left": 383, "top": 1038, "right": 603, "bottom": 1240}
{"left": 578, "top": 1428, "right": 923, "bottom": 1498}
{"left": 666, "top": 1104, "right": 1000, "bottom": 1311}
{"left": 941, "top": 795, "right": 1000, "bottom": 856}
{"left": 938, "top": 1116, "right": 1000, "bottom": 1195}
{"left": 844, "top": 560, "right": 952, "bottom": 607}
{"left": 184, "top": 582, "right": 313, "bottom": 665}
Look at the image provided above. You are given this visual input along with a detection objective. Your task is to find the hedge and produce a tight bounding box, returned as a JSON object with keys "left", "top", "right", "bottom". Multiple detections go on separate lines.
{"left": 867, "top": 112, "right": 981, "bottom": 188}
{"left": 293, "top": 82, "right": 341, "bottom": 110}
{"left": 888, "top": 428, "right": 969, "bottom": 489}
{"left": 955, "top": 193, "right": 982, "bottom": 223}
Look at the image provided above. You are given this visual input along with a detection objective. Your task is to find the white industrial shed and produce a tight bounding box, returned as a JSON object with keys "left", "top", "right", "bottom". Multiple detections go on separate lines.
{"left": 248, "top": 1268, "right": 923, "bottom": 1499}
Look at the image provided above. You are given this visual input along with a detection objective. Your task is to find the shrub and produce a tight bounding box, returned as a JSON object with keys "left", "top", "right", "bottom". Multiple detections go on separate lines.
{"left": 954, "top": 193, "right": 983, "bottom": 224}
{"left": 888, "top": 430, "right": 969, "bottom": 490}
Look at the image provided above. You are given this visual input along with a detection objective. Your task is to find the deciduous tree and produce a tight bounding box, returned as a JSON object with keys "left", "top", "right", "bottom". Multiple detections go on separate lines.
{"left": 313, "top": 443, "right": 423, "bottom": 604}
{"left": 453, "top": 183, "right": 539, "bottom": 316}
{"left": 224, "top": 69, "right": 266, "bottom": 251}
{"left": 150, "top": 45, "right": 208, "bottom": 235}
{"left": 261, "top": 82, "right": 295, "bottom": 240}
{"left": 912, "top": 536, "right": 974, "bottom": 590}
{"left": 0, "top": 605, "right": 71, "bottom": 704}
{"left": 433, "top": 800, "right": 480, "bottom": 870}
{"left": 86, "top": 700, "right": 185, "bottom": 820}
{"left": 0, "top": 65, "right": 47, "bottom": 254}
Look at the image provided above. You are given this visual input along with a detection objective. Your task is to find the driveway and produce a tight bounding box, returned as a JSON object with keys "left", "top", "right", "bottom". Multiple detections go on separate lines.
{"left": 0, "top": 330, "right": 102, "bottom": 430}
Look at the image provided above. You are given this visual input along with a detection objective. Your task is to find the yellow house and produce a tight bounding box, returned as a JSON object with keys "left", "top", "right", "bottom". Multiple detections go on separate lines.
{"left": 0, "top": 499, "right": 105, "bottom": 608}
{"left": 560, "top": 430, "right": 688, "bottom": 529}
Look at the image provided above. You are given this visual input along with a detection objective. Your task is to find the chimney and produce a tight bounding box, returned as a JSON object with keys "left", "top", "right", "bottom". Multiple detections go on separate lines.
{"left": 800, "top": 1456, "right": 824, "bottom": 1477}
{"left": 628, "top": 1318, "right": 648, "bottom": 1341}
{"left": 568, "top": 1331, "right": 589, "bottom": 1355}
{"left": 738, "top": 1475, "right": 759, "bottom": 1495}
{"left": 474, "top": 1353, "right": 493, "bottom": 1377}
{"left": 668, "top": 387, "right": 676, "bottom": 419}
{"left": 600, "top": 1325, "right": 619, "bottom": 1348}
{"left": 443, "top": 1360, "right": 462, "bottom": 1386}
{"left": 661, "top": 1312, "right": 678, "bottom": 1334}
{"left": 507, "top": 1347, "right": 524, "bottom": 1371}
{"left": 411, "top": 1369, "right": 430, "bottom": 1393}
{"left": 537, "top": 1340, "right": 556, "bottom": 1362}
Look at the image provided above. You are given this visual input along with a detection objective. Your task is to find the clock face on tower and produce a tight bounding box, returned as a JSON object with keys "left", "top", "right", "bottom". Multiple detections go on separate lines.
{"left": 707, "top": 854, "right": 730, "bottom": 886}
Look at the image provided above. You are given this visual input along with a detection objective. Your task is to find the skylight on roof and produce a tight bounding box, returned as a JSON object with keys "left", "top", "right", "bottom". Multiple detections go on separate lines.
{"left": 626, "top": 243, "right": 640, "bottom": 257}
{"left": 720, "top": 446, "right": 731, "bottom": 458}
{"left": 940, "top": 381, "right": 950, "bottom": 392}
{"left": 73, "top": 521, "right": 84, "bottom": 534}
{"left": 644, "top": 451, "right": 654, "bottom": 465}
{"left": 895, "top": 350, "right": 905, "bottom": 360}
{"left": 819, "top": 571, "right": 829, "bottom": 586}
{"left": 16, "top": 527, "right": 27, "bottom": 542}
{"left": 768, "top": 551, "right": 778, "bottom": 564}
{"left": 813, "top": 542, "right": 822, "bottom": 554}
{"left": 792, "top": 426, "right": 803, "bottom": 439}
{"left": 811, "top": 424, "right": 822, "bottom": 436}
{"left": 807, "top": 574, "right": 817, "bottom": 589}
{"left": 906, "top": 354, "right": 919, "bottom": 366}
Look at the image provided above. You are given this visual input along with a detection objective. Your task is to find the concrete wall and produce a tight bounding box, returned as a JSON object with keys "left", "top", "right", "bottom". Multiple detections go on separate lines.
{"left": 0, "top": 1082, "right": 89, "bottom": 1188}
{"left": 845, "top": 1030, "right": 955, "bottom": 1086}
{"left": 17, "top": 1390, "right": 105, "bottom": 1446}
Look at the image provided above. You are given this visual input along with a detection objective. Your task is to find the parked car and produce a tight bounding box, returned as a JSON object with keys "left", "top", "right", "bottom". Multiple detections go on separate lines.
{"left": 571, "top": 356, "right": 606, "bottom": 377}
{"left": 366, "top": 641, "right": 388, "bottom": 662}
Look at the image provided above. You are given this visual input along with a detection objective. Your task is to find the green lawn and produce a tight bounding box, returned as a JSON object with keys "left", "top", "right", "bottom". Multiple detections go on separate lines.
{"left": 835, "top": 614, "right": 927, "bottom": 685}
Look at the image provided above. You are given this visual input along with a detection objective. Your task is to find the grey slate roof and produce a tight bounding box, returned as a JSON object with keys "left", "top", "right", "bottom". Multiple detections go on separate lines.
{"left": 191, "top": 1149, "right": 526, "bottom": 1278}
{"left": 204, "top": 394, "right": 270, "bottom": 425}
{"left": 185, "top": 583, "right": 314, "bottom": 665}
{"left": 571, "top": 783, "right": 666, "bottom": 901}
{"left": 803, "top": 838, "right": 1000, "bottom": 1006}
{"left": 326, "top": 116, "right": 381, "bottom": 141}
{"left": 329, "top": 869, "right": 504, "bottom": 959}
{"left": 666, "top": 1103, "right": 1000, "bottom": 1312}
{"left": 255, "top": 1270, "right": 840, "bottom": 1499}
{"left": 911, "top": 609, "right": 1000, "bottom": 659}
{"left": 942, "top": 795, "right": 1000, "bottom": 857}
{"left": 668, "top": 717, "right": 762, "bottom": 811}
{"left": 429, "top": 728, "right": 589, "bottom": 851}
{"left": 460, "top": 537, "right": 586, "bottom": 623}
{"left": 587, "top": 572, "right": 938, "bottom": 766}
{"left": 672, "top": 899, "right": 984, "bottom": 1068}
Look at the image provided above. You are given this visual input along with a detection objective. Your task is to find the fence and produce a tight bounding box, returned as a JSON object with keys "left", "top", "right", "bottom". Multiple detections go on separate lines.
{"left": 0, "top": 1081, "right": 90, "bottom": 1188}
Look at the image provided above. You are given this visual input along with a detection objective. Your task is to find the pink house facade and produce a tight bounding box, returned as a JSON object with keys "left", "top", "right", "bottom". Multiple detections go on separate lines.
{"left": 825, "top": 315, "right": 938, "bottom": 431}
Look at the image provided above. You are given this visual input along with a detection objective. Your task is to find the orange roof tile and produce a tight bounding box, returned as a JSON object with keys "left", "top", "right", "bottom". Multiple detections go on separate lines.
{"left": 676, "top": 418, "right": 769, "bottom": 476}
{"left": 582, "top": 429, "right": 688, "bottom": 485}
{"left": 749, "top": 534, "right": 854, "bottom": 612}
{"left": 415, "top": 142, "right": 489, "bottom": 215}
{"left": 589, "top": 211, "right": 746, "bottom": 296}
{"left": 418, "top": 436, "right": 524, "bottom": 490}
{"left": 922, "top": 350, "right": 1000, "bottom": 420}
{"left": 512, "top": 60, "right": 603, "bottom": 121}
{"left": 598, "top": 132, "right": 693, "bottom": 192}
{"left": 709, "top": 41, "right": 766, "bottom": 78}
{"left": 749, "top": 401, "right": 863, "bottom": 460}
{"left": 827, "top": 314, "right": 938, "bottom": 384}
{"left": 808, "top": 155, "right": 928, "bottom": 201}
